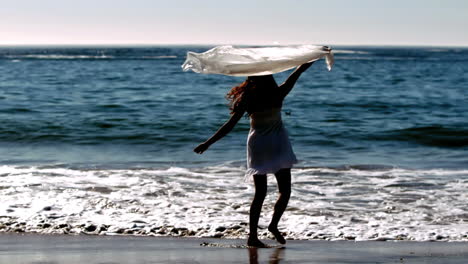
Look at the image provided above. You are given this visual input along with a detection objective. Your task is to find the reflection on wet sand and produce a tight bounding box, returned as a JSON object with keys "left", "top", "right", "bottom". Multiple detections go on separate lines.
{"left": 248, "top": 247, "right": 284, "bottom": 264}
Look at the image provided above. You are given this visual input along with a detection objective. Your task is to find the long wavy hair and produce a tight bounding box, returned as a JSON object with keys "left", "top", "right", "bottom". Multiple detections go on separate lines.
{"left": 226, "top": 75, "right": 279, "bottom": 115}
{"left": 226, "top": 80, "right": 251, "bottom": 114}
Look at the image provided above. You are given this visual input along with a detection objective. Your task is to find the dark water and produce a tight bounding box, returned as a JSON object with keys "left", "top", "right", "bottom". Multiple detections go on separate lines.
{"left": 1, "top": 45, "right": 467, "bottom": 169}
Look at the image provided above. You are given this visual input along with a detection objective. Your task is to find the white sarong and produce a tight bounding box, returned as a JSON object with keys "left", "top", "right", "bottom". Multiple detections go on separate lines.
{"left": 182, "top": 45, "right": 334, "bottom": 76}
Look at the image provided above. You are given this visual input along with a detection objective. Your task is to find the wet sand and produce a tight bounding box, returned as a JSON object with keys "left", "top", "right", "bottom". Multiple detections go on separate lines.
{"left": 0, "top": 234, "right": 467, "bottom": 264}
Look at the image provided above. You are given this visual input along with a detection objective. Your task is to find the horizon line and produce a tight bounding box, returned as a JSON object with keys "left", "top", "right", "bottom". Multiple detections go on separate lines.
{"left": 0, "top": 43, "right": 467, "bottom": 48}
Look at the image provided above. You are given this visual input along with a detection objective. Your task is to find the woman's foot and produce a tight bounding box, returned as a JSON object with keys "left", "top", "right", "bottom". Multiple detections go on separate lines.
{"left": 268, "top": 225, "right": 286, "bottom": 244}
{"left": 247, "top": 237, "right": 267, "bottom": 248}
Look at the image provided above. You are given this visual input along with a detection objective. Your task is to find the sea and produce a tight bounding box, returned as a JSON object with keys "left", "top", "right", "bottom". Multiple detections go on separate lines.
{"left": 0, "top": 45, "right": 467, "bottom": 241}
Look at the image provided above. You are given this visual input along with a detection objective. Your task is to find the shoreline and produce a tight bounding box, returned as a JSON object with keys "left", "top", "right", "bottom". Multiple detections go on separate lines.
{"left": 1, "top": 227, "right": 466, "bottom": 242}
{"left": 1, "top": 233, "right": 467, "bottom": 264}
{"left": 1, "top": 215, "right": 467, "bottom": 242}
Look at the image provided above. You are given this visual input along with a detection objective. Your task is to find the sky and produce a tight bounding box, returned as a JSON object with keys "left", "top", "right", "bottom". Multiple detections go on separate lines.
{"left": 1, "top": 0, "right": 468, "bottom": 46}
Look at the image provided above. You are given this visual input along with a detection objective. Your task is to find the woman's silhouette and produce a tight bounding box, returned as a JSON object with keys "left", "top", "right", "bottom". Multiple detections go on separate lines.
{"left": 194, "top": 61, "right": 314, "bottom": 247}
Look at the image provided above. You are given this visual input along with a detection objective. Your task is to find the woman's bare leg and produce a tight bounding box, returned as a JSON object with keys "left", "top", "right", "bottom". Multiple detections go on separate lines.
{"left": 248, "top": 174, "right": 267, "bottom": 247}
{"left": 269, "top": 168, "right": 291, "bottom": 244}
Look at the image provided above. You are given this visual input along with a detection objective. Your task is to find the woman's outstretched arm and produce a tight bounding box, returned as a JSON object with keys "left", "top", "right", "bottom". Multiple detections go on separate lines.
{"left": 278, "top": 61, "right": 314, "bottom": 97}
{"left": 194, "top": 110, "right": 245, "bottom": 154}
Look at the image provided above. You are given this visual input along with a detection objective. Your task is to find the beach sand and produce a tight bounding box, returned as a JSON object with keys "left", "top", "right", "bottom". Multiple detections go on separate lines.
{"left": 1, "top": 234, "right": 467, "bottom": 264}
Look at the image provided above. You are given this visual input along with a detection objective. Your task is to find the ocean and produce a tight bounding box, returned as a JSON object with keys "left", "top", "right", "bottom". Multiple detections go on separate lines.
{"left": 0, "top": 45, "right": 467, "bottom": 241}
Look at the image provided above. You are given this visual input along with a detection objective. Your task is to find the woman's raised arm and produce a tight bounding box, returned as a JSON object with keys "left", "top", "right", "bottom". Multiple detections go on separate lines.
{"left": 194, "top": 110, "right": 245, "bottom": 154}
{"left": 278, "top": 61, "right": 314, "bottom": 98}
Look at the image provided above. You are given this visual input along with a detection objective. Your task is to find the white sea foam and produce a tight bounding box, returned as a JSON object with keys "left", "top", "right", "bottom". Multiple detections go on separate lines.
{"left": 0, "top": 165, "right": 466, "bottom": 241}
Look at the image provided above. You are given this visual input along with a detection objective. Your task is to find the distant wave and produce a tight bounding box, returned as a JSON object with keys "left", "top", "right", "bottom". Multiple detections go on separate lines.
{"left": 141, "top": 55, "right": 177, "bottom": 59}
{"left": 5, "top": 54, "right": 114, "bottom": 59}
{"left": 370, "top": 125, "right": 468, "bottom": 148}
{"left": 332, "top": 50, "right": 371, "bottom": 55}
{"left": 1, "top": 54, "right": 177, "bottom": 60}
{"left": 334, "top": 56, "right": 374, "bottom": 60}
{"left": 335, "top": 56, "right": 442, "bottom": 61}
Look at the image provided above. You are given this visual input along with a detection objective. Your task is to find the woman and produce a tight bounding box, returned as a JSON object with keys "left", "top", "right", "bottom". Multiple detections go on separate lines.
{"left": 194, "top": 61, "right": 314, "bottom": 247}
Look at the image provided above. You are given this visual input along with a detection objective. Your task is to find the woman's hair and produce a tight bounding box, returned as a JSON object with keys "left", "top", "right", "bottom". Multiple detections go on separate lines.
{"left": 226, "top": 80, "right": 251, "bottom": 114}
{"left": 226, "top": 75, "right": 279, "bottom": 115}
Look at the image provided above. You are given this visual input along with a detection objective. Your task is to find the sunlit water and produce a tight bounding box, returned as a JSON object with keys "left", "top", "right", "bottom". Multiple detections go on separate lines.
{"left": 0, "top": 46, "right": 467, "bottom": 241}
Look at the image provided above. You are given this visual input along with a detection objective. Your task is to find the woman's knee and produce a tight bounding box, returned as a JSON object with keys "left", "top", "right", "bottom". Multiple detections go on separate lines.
{"left": 253, "top": 174, "right": 267, "bottom": 198}
{"left": 279, "top": 186, "right": 291, "bottom": 198}
{"left": 254, "top": 184, "right": 267, "bottom": 198}
{"left": 254, "top": 189, "right": 267, "bottom": 200}
{"left": 275, "top": 169, "right": 291, "bottom": 195}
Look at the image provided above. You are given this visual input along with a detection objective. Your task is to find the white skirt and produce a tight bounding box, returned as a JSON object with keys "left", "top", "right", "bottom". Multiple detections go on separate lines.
{"left": 245, "top": 108, "right": 297, "bottom": 181}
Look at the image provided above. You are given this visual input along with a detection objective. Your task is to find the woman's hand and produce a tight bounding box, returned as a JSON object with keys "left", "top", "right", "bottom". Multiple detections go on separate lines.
{"left": 194, "top": 142, "right": 210, "bottom": 154}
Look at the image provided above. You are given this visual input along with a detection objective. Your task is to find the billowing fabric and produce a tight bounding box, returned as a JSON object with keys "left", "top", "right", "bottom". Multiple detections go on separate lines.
{"left": 245, "top": 107, "right": 297, "bottom": 181}
{"left": 182, "top": 45, "right": 334, "bottom": 76}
